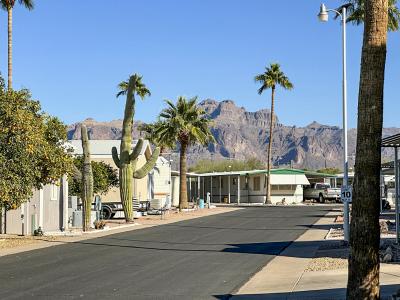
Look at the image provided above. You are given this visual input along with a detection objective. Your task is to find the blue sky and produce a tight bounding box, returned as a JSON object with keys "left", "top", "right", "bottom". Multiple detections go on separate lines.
{"left": 1, "top": 0, "right": 399, "bottom": 128}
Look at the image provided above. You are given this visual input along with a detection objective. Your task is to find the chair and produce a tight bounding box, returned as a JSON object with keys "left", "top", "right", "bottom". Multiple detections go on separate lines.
{"left": 148, "top": 197, "right": 171, "bottom": 219}
{"left": 160, "top": 196, "right": 171, "bottom": 220}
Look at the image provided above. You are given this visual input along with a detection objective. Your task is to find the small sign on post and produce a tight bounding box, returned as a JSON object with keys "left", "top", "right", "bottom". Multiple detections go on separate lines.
{"left": 341, "top": 186, "right": 352, "bottom": 203}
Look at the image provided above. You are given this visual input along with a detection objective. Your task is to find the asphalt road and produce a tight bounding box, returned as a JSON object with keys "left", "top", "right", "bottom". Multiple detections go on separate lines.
{"left": 0, "top": 206, "right": 331, "bottom": 299}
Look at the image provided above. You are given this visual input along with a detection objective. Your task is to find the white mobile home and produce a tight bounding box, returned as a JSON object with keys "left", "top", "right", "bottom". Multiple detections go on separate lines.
{"left": 1, "top": 176, "right": 69, "bottom": 235}
{"left": 68, "top": 140, "right": 171, "bottom": 203}
{"left": 174, "top": 169, "right": 310, "bottom": 205}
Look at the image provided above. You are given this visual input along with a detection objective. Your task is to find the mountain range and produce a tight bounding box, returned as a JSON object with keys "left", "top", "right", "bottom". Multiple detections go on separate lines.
{"left": 67, "top": 99, "right": 400, "bottom": 170}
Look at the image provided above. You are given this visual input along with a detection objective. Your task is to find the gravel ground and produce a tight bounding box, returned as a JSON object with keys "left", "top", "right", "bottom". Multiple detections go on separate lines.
{"left": 305, "top": 256, "right": 348, "bottom": 272}
{"left": 307, "top": 237, "right": 400, "bottom": 272}
{"left": 0, "top": 235, "right": 59, "bottom": 250}
{"left": 306, "top": 241, "right": 349, "bottom": 272}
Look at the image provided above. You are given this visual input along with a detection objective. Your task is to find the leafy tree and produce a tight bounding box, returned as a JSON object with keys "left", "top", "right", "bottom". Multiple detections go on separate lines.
{"left": 155, "top": 97, "right": 214, "bottom": 210}
{"left": 69, "top": 157, "right": 119, "bottom": 197}
{"left": 346, "top": 0, "right": 388, "bottom": 299}
{"left": 0, "top": 77, "right": 73, "bottom": 210}
{"left": 255, "top": 63, "right": 293, "bottom": 204}
{"left": 189, "top": 158, "right": 265, "bottom": 173}
{"left": 316, "top": 168, "right": 341, "bottom": 175}
{"left": 340, "top": 0, "right": 400, "bottom": 31}
{"left": 0, "top": 0, "right": 34, "bottom": 89}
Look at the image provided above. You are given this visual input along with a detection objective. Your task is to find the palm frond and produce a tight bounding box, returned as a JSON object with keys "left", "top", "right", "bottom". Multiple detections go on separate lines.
{"left": 157, "top": 96, "right": 214, "bottom": 148}
{"left": 19, "top": 0, "right": 34, "bottom": 9}
{"left": 340, "top": 0, "right": 399, "bottom": 31}
{"left": 255, "top": 63, "right": 293, "bottom": 95}
{"left": 0, "top": 0, "right": 34, "bottom": 10}
{"left": 116, "top": 74, "right": 151, "bottom": 100}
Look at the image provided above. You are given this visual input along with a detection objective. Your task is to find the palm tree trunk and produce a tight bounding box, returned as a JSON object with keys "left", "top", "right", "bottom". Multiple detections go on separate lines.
{"left": 346, "top": 1, "right": 388, "bottom": 299}
{"left": 179, "top": 142, "right": 188, "bottom": 211}
{"left": 7, "top": 6, "right": 12, "bottom": 90}
{"left": 265, "top": 86, "right": 275, "bottom": 204}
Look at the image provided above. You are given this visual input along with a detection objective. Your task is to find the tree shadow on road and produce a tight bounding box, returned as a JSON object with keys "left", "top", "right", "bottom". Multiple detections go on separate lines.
{"left": 296, "top": 224, "right": 342, "bottom": 231}
{"left": 61, "top": 238, "right": 347, "bottom": 259}
{"left": 214, "top": 284, "right": 400, "bottom": 300}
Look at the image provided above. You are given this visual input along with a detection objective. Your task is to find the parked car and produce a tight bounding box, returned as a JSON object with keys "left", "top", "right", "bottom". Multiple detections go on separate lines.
{"left": 101, "top": 199, "right": 151, "bottom": 220}
{"left": 303, "top": 183, "right": 341, "bottom": 203}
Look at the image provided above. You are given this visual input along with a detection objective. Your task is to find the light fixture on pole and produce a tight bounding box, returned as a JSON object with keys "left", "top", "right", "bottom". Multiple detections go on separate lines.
{"left": 318, "top": 3, "right": 351, "bottom": 242}
{"left": 318, "top": 4, "right": 329, "bottom": 22}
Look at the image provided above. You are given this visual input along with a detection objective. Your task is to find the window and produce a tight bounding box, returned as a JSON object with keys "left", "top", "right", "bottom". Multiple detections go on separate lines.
{"left": 316, "top": 183, "right": 330, "bottom": 189}
{"left": 253, "top": 177, "right": 261, "bottom": 191}
{"left": 272, "top": 185, "right": 295, "bottom": 191}
{"left": 279, "top": 185, "right": 295, "bottom": 190}
{"left": 51, "top": 184, "right": 58, "bottom": 201}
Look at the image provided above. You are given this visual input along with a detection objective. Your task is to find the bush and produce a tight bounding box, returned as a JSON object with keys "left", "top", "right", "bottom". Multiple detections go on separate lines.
{"left": 69, "top": 158, "right": 119, "bottom": 196}
{"left": 94, "top": 220, "right": 106, "bottom": 230}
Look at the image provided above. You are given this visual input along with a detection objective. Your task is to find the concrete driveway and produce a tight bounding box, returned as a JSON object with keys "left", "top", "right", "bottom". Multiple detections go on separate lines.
{"left": 0, "top": 206, "right": 332, "bottom": 299}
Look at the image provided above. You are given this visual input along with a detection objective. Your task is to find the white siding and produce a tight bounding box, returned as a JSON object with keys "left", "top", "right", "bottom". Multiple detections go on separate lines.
{"left": 153, "top": 158, "right": 171, "bottom": 198}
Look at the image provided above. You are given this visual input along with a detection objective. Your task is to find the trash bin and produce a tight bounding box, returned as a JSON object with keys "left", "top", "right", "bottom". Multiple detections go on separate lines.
{"left": 199, "top": 199, "right": 205, "bottom": 209}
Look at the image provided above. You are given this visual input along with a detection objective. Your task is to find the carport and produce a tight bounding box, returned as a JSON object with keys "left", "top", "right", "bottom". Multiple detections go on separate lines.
{"left": 381, "top": 133, "right": 400, "bottom": 243}
{"left": 303, "top": 170, "right": 336, "bottom": 186}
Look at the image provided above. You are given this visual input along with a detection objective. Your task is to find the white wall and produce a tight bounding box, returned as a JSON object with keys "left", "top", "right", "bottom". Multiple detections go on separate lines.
{"left": 5, "top": 177, "right": 68, "bottom": 235}
{"left": 171, "top": 176, "right": 180, "bottom": 207}
{"left": 153, "top": 158, "right": 171, "bottom": 200}
{"left": 199, "top": 174, "right": 306, "bottom": 204}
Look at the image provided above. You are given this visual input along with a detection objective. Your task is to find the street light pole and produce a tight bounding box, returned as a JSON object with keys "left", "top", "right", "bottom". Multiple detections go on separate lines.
{"left": 341, "top": 6, "right": 350, "bottom": 243}
{"left": 318, "top": 4, "right": 350, "bottom": 241}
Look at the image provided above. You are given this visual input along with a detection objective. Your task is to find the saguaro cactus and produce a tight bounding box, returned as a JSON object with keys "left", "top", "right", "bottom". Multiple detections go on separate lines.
{"left": 112, "top": 74, "right": 160, "bottom": 222}
{"left": 81, "top": 125, "right": 94, "bottom": 231}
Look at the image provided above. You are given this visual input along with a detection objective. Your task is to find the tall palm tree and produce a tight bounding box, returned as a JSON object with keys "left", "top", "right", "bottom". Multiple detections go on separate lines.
{"left": 346, "top": 0, "right": 388, "bottom": 299}
{"left": 338, "top": 0, "right": 399, "bottom": 31}
{"left": 0, "top": 0, "right": 34, "bottom": 90}
{"left": 255, "top": 63, "right": 293, "bottom": 204}
{"left": 155, "top": 96, "right": 214, "bottom": 210}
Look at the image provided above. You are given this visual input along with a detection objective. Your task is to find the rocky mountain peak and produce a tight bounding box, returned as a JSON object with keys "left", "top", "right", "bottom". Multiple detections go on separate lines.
{"left": 208, "top": 100, "right": 246, "bottom": 121}
{"left": 67, "top": 99, "right": 400, "bottom": 169}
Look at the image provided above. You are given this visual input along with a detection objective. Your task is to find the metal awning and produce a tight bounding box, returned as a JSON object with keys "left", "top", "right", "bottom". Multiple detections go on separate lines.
{"left": 382, "top": 133, "right": 400, "bottom": 147}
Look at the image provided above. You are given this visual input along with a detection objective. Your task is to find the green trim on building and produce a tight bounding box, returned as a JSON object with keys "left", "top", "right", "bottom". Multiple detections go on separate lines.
{"left": 173, "top": 168, "right": 335, "bottom": 178}
{"left": 302, "top": 170, "right": 336, "bottom": 178}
